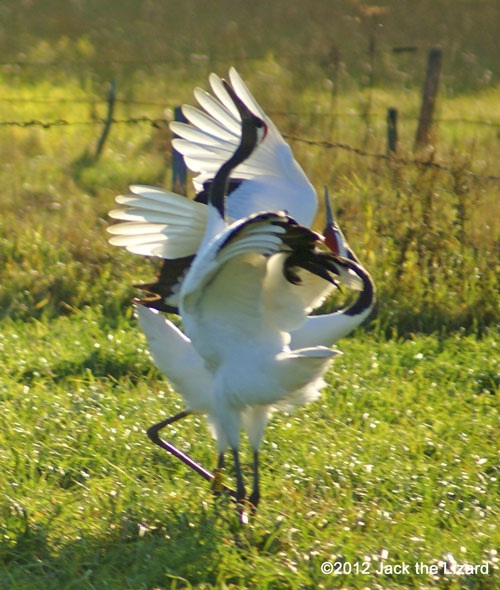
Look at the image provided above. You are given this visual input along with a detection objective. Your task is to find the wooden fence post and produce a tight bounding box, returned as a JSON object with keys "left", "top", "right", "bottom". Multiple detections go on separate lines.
{"left": 415, "top": 48, "right": 443, "bottom": 152}
{"left": 172, "top": 106, "right": 188, "bottom": 195}
{"left": 95, "top": 78, "right": 115, "bottom": 160}
{"left": 387, "top": 107, "right": 398, "bottom": 154}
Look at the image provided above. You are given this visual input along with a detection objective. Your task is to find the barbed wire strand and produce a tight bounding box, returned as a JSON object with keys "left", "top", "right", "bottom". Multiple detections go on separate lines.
{"left": 0, "top": 117, "right": 167, "bottom": 128}
{"left": 1, "top": 97, "right": 499, "bottom": 127}
{"left": 284, "top": 134, "right": 500, "bottom": 182}
{"left": 1, "top": 116, "right": 498, "bottom": 182}
{"left": 0, "top": 97, "right": 170, "bottom": 106}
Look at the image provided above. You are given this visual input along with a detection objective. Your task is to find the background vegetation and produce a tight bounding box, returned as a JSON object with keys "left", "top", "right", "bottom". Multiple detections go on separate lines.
{"left": 0, "top": 1, "right": 499, "bottom": 588}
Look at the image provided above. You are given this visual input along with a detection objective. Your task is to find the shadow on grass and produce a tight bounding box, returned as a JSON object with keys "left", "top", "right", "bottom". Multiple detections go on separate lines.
{"left": 0, "top": 502, "right": 257, "bottom": 589}
{"left": 20, "top": 349, "right": 152, "bottom": 385}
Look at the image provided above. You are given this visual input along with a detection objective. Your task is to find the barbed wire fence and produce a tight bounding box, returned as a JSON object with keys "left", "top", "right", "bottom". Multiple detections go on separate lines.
{"left": 1, "top": 114, "right": 498, "bottom": 183}
{"left": 1, "top": 108, "right": 499, "bottom": 128}
{"left": 1, "top": 48, "right": 499, "bottom": 182}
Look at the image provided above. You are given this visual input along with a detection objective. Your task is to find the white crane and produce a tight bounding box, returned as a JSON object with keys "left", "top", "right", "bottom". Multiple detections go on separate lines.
{"left": 107, "top": 69, "right": 375, "bottom": 507}
{"left": 151, "top": 81, "right": 368, "bottom": 508}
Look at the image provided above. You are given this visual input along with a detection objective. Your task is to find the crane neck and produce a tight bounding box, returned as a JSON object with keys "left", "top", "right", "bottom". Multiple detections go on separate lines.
{"left": 341, "top": 258, "right": 376, "bottom": 318}
{"left": 208, "top": 79, "right": 265, "bottom": 222}
{"left": 209, "top": 114, "right": 262, "bottom": 220}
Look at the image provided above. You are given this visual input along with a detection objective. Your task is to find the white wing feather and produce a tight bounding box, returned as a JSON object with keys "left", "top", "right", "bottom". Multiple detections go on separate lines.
{"left": 107, "top": 185, "right": 208, "bottom": 258}
{"left": 193, "top": 87, "right": 242, "bottom": 133}
{"left": 171, "top": 68, "right": 318, "bottom": 226}
{"left": 135, "top": 305, "right": 214, "bottom": 413}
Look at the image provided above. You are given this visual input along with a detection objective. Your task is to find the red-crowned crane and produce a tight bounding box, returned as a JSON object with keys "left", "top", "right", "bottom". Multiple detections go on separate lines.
{"left": 138, "top": 187, "right": 374, "bottom": 509}
{"left": 107, "top": 70, "right": 375, "bottom": 511}
{"left": 145, "top": 81, "right": 369, "bottom": 509}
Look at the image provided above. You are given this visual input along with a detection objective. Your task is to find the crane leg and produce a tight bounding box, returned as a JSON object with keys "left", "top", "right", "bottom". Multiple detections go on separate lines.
{"left": 147, "top": 410, "right": 191, "bottom": 443}
{"left": 232, "top": 448, "right": 246, "bottom": 502}
{"left": 147, "top": 411, "right": 236, "bottom": 498}
{"left": 248, "top": 450, "right": 260, "bottom": 509}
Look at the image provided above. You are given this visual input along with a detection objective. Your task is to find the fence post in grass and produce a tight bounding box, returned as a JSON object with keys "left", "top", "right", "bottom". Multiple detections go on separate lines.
{"left": 414, "top": 47, "right": 443, "bottom": 152}
{"left": 172, "top": 106, "right": 188, "bottom": 195}
{"left": 386, "top": 107, "right": 398, "bottom": 154}
{"left": 95, "top": 78, "right": 116, "bottom": 161}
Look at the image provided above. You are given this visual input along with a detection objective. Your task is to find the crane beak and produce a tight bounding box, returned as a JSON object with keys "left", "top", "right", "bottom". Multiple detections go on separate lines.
{"left": 324, "top": 186, "right": 335, "bottom": 226}
{"left": 323, "top": 186, "right": 342, "bottom": 255}
{"left": 323, "top": 187, "right": 360, "bottom": 268}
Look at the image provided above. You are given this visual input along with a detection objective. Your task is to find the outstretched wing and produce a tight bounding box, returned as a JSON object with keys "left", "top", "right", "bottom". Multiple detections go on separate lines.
{"left": 107, "top": 185, "right": 208, "bottom": 259}
{"left": 170, "top": 67, "right": 318, "bottom": 226}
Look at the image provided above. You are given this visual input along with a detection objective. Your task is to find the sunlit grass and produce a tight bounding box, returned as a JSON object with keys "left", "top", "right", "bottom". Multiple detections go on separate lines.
{"left": 0, "top": 310, "right": 499, "bottom": 589}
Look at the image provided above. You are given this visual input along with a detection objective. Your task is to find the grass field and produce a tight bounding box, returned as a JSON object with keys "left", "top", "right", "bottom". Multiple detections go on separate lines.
{"left": 1, "top": 312, "right": 499, "bottom": 589}
{"left": 1, "top": 2, "right": 500, "bottom": 589}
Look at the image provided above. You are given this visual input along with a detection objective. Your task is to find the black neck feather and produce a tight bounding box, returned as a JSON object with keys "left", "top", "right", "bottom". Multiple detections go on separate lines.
{"left": 209, "top": 80, "right": 263, "bottom": 219}
{"left": 209, "top": 118, "right": 259, "bottom": 218}
{"left": 344, "top": 263, "right": 375, "bottom": 317}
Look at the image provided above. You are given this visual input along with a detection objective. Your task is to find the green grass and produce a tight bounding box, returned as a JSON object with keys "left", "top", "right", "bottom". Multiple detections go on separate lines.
{"left": 1, "top": 310, "right": 499, "bottom": 589}
{"left": 1, "top": 2, "right": 500, "bottom": 588}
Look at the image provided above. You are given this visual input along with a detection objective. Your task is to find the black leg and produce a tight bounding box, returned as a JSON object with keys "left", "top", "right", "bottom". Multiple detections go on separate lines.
{"left": 147, "top": 411, "right": 236, "bottom": 498}
{"left": 217, "top": 453, "right": 225, "bottom": 469}
{"left": 232, "top": 448, "right": 246, "bottom": 502}
{"left": 147, "top": 410, "right": 191, "bottom": 442}
{"left": 248, "top": 450, "right": 260, "bottom": 509}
